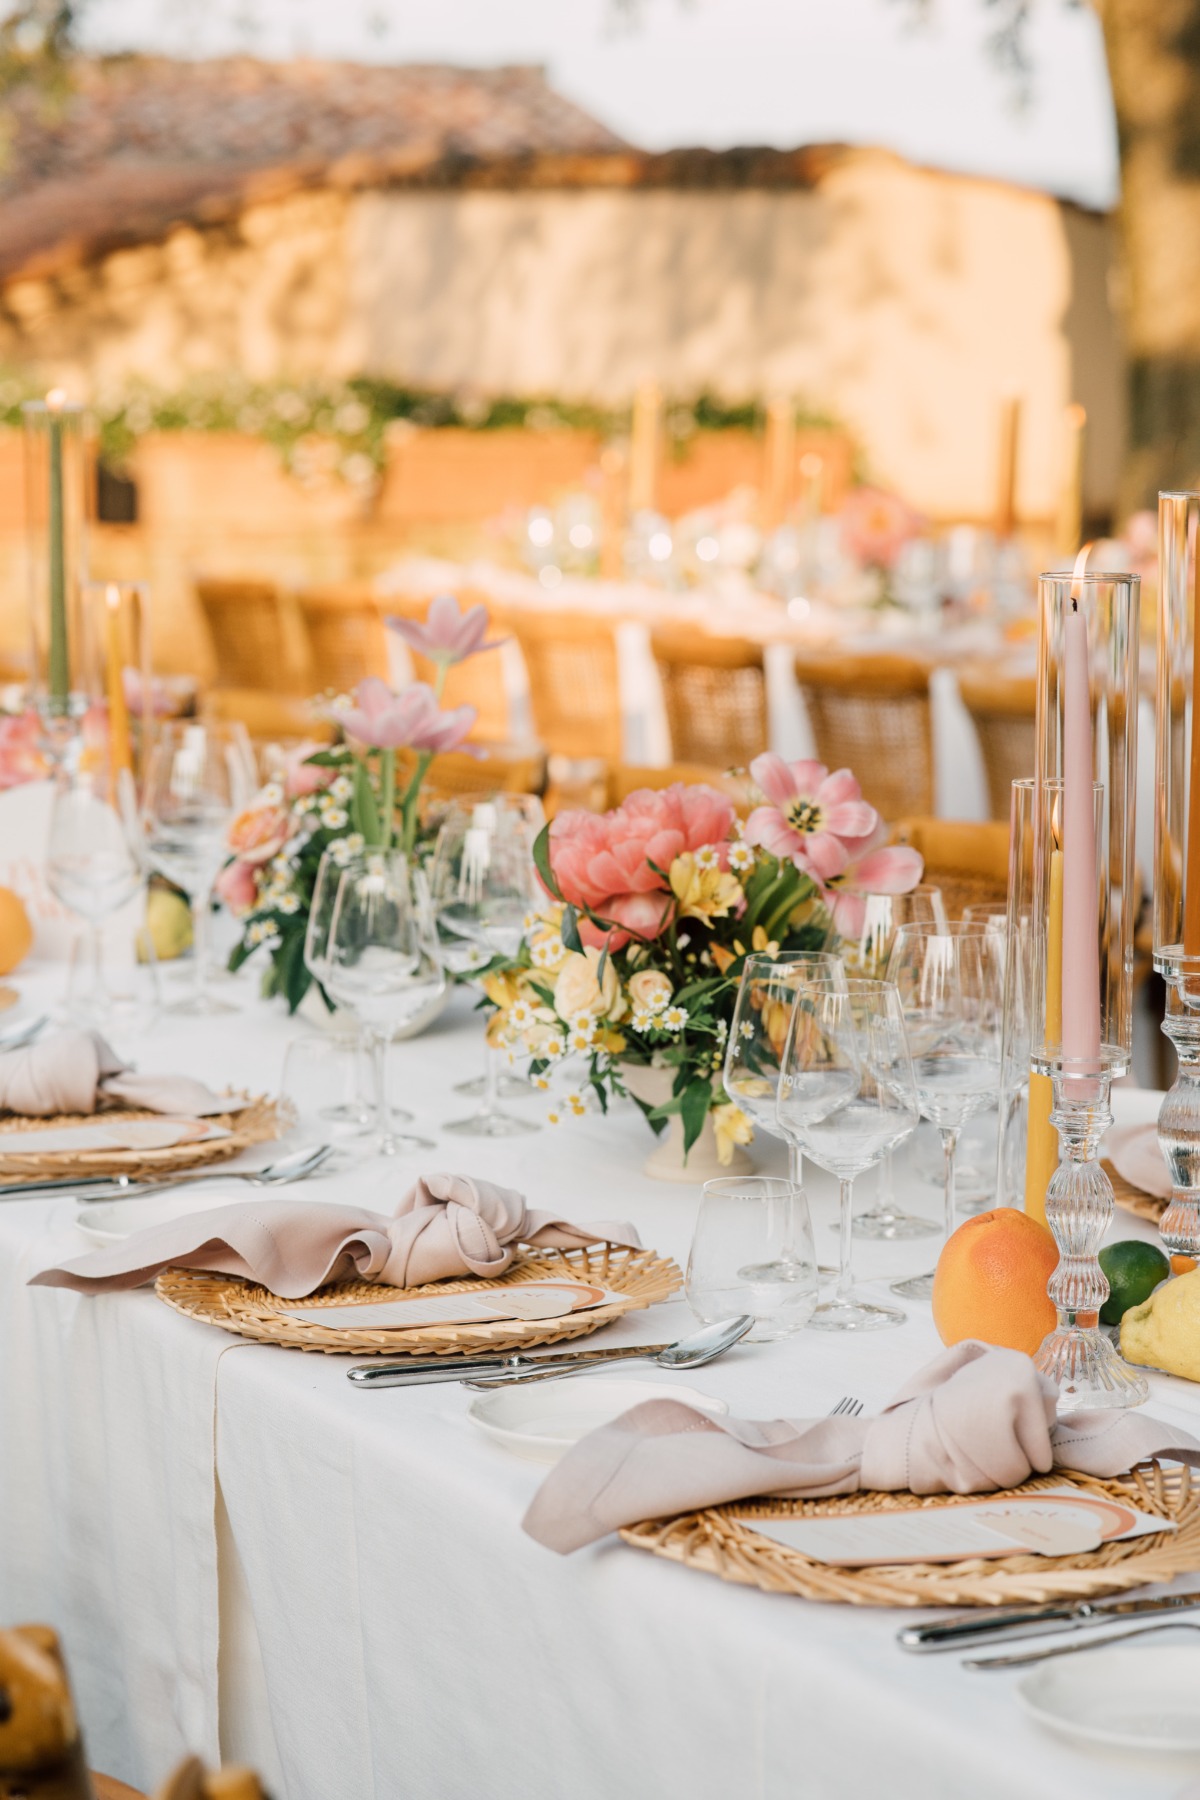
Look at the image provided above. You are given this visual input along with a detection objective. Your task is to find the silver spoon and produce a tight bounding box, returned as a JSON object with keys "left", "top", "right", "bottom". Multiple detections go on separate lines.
{"left": 6, "top": 1143, "right": 334, "bottom": 1201}
{"left": 463, "top": 1315, "right": 754, "bottom": 1390}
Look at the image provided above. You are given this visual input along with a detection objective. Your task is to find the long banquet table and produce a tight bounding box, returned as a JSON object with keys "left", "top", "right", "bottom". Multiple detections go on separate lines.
{"left": 2, "top": 964, "right": 1199, "bottom": 1800}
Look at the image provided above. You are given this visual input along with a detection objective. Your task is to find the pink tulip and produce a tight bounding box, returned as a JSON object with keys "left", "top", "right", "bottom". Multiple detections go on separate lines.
{"left": 386, "top": 594, "right": 502, "bottom": 667}
{"left": 816, "top": 834, "right": 925, "bottom": 939}
{"left": 284, "top": 741, "right": 334, "bottom": 797}
{"left": 744, "top": 754, "right": 879, "bottom": 880}
{"left": 215, "top": 858, "right": 260, "bottom": 916}
{"left": 339, "top": 678, "right": 476, "bottom": 753}
{"left": 548, "top": 782, "right": 737, "bottom": 949}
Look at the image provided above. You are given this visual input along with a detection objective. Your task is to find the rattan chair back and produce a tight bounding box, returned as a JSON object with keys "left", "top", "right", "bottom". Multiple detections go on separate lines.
{"left": 651, "top": 628, "right": 767, "bottom": 768}
{"left": 958, "top": 666, "right": 1036, "bottom": 822}
{"left": 296, "top": 586, "right": 390, "bottom": 692}
{"left": 890, "top": 816, "right": 1010, "bottom": 919}
{"left": 195, "top": 577, "right": 309, "bottom": 694}
{"left": 796, "top": 651, "right": 933, "bottom": 822}
{"left": 509, "top": 611, "right": 623, "bottom": 762}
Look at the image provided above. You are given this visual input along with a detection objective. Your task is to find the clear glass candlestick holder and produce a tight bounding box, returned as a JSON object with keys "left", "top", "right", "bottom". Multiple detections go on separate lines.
{"left": 1036, "top": 1056, "right": 1149, "bottom": 1410}
{"left": 1153, "top": 491, "right": 1200, "bottom": 1258}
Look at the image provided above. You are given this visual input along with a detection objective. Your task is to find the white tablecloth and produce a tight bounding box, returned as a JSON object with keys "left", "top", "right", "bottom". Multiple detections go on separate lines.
{"left": 1, "top": 968, "right": 1198, "bottom": 1799}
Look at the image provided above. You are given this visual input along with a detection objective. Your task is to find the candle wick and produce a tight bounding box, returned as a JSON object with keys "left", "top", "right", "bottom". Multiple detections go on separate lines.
{"left": 1072, "top": 597, "right": 1079, "bottom": 613}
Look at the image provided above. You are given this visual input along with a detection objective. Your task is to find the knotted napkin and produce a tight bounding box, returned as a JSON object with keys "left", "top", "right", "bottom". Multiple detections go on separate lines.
{"left": 30, "top": 1172, "right": 642, "bottom": 1299}
{"left": 523, "top": 1341, "right": 1200, "bottom": 1553}
{"left": 0, "top": 1028, "right": 231, "bottom": 1118}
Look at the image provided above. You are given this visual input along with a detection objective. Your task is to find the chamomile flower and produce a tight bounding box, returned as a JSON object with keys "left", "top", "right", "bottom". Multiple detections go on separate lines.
{"left": 739, "top": 1020, "right": 755, "bottom": 1039}
{"left": 277, "top": 893, "right": 301, "bottom": 914}
{"left": 329, "top": 838, "right": 355, "bottom": 866}
{"left": 543, "top": 1037, "right": 565, "bottom": 1060}
{"left": 330, "top": 775, "right": 353, "bottom": 802}
{"left": 530, "top": 939, "right": 561, "bottom": 969}
{"left": 508, "top": 999, "right": 536, "bottom": 1032}
{"left": 715, "top": 1018, "right": 729, "bottom": 1043}
{"left": 728, "top": 840, "right": 755, "bottom": 873}
{"left": 569, "top": 1012, "right": 597, "bottom": 1040}
{"left": 532, "top": 1075, "right": 550, "bottom": 1091}
{"left": 568, "top": 1027, "right": 595, "bottom": 1054}
{"left": 647, "top": 990, "right": 670, "bottom": 1013}
{"left": 321, "top": 807, "right": 349, "bottom": 831}
{"left": 661, "top": 1006, "right": 689, "bottom": 1032}
{"left": 245, "top": 920, "right": 274, "bottom": 946}
{"left": 694, "top": 845, "right": 721, "bottom": 871}
{"left": 345, "top": 832, "right": 364, "bottom": 854}
{"left": 259, "top": 782, "right": 284, "bottom": 807}
{"left": 632, "top": 1009, "right": 654, "bottom": 1032}
{"left": 566, "top": 1091, "right": 589, "bottom": 1116}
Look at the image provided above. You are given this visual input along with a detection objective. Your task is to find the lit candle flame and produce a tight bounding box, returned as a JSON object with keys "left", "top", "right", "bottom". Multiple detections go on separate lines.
{"left": 1069, "top": 540, "right": 1094, "bottom": 604}
{"left": 44, "top": 388, "right": 67, "bottom": 412}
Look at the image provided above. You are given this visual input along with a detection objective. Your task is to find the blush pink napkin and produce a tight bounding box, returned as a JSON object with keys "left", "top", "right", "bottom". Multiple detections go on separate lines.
{"left": 30, "top": 1172, "right": 642, "bottom": 1299}
{"left": 1106, "top": 1123, "right": 1172, "bottom": 1201}
{"left": 0, "top": 1028, "right": 230, "bottom": 1118}
{"left": 523, "top": 1341, "right": 1200, "bottom": 1553}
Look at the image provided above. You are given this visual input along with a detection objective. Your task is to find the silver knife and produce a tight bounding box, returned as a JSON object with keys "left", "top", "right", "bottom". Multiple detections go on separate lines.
{"left": 346, "top": 1343, "right": 672, "bottom": 1388}
{"left": 897, "top": 1589, "right": 1200, "bottom": 1653}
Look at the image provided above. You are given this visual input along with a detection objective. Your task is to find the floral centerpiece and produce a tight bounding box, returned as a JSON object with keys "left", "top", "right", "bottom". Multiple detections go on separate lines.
{"left": 218, "top": 595, "right": 494, "bottom": 1011}
{"left": 486, "top": 755, "right": 922, "bottom": 1170}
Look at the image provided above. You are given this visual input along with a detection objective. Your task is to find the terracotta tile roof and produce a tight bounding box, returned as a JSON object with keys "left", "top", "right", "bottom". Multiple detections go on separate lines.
{"left": 0, "top": 55, "right": 630, "bottom": 282}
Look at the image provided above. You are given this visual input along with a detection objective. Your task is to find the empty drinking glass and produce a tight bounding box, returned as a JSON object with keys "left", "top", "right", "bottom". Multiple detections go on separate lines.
{"left": 686, "top": 1176, "right": 818, "bottom": 1341}
{"left": 430, "top": 795, "right": 544, "bottom": 1137}
{"left": 142, "top": 721, "right": 254, "bottom": 1014}
{"left": 303, "top": 845, "right": 377, "bottom": 1130}
{"left": 832, "top": 883, "right": 946, "bottom": 1239}
{"left": 777, "top": 979, "right": 918, "bottom": 1331}
{"left": 47, "top": 743, "right": 145, "bottom": 1023}
{"left": 323, "top": 851, "right": 446, "bottom": 1157}
{"left": 886, "top": 922, "right": 1005, "bottom": 1301}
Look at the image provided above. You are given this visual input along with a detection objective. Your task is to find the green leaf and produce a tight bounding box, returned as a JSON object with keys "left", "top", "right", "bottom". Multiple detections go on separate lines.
{"left": 351, "top": 759, "right": 381, "bottom": 845}
{"left": 532, "top": 822, "right": 561, "bottom": 901}
{"left": 561, "top": 905, "right": 583, "bottom": 953}
{"left": 680, "top": 1079, "right": 714, "bottom": 1155}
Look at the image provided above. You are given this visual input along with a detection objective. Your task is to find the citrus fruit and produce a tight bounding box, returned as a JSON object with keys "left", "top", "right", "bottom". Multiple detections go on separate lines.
{"left": 1122, "top": 1269, "right": 1200, "bottom": 1381}
{"left": 1171, "top": 1255, "right": 1197, "bottom": 1277}
{"left": 0, "top": 886, "right": 32, "bottom": 974}
{"left": 931, "top": 1208, "right": 1058, "bottom": 1356}
{"left": 1098, "top": 1240, "right": 1170, "bottom": 1326}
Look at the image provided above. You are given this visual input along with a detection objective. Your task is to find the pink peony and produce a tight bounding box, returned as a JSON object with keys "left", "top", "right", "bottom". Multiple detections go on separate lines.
{"left": 284, "top": 741, "right": 334, "bottom": 798}
{"left": 548, "top": 782, "right": 736, "bottom": 949}
{"left": 227, "top": 800, "right": 289, "bottom": 866}
{"left": 215, "top": 858, "right": 260, "bottom": 916}
{"left": 744, "top": 754, "right": 879, "bottom": 881}
{"left": 387, "top": 594, "right": 502, "bottom": 667}
{"left": 0, "top": 711, "right": 48, "bottom": 789}
{"left": 339, "top": 678, "right": 476, "bottom": 753}
{"left": 814, "top": 830, "right": 925, "bottom": 939}
{"left": 839, "top": 486, "right": 924, "bottom": 571}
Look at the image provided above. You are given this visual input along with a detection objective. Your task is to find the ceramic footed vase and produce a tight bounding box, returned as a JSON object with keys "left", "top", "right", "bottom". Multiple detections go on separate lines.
{"left": 621, "top": 1063, "right": 754, "bottom": 1184}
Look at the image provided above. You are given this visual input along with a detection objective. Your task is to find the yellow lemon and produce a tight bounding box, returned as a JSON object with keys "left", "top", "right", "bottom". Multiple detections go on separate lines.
{"left": 0, "top": 887, "right": 33, "bottom": 974}
{"left": 1121, "top": 1269, "right": 1200, "bottom": 1383}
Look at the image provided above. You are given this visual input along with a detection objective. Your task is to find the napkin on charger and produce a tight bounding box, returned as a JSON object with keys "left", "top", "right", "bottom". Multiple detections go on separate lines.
{"left": 1106, "top": 1123, "right": 1172, "bottom": 1201}
{"left": 30, "top": 1172, "right": 642, "bottom": 1299}
{"left": 523, "top": 1341, "right": 1200, "bottom": 1553}
{"left": 0, "top": 1028, "right": 233, "bottom": 1119}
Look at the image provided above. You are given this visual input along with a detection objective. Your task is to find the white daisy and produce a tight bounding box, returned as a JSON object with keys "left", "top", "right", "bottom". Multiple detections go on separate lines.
{"left": 321, "top": 807, "right": 349, "bottom": 831}
{"left": 258, "top": 781, "right": 284, "bottom": 807}
{"left": 739, "top": 1020, "right": 755, "bottom": 1039}
{"left": 508, "top": 1000, "right": 536, "bottom": 1031}
{"left": 568, "top": 1013, "right": 596, "bottom": 1042}
{"left": 632, "top": 1009, "right": 654, "bottom": 1032}
{"left": 277, "top": 893, "right": 301, "bottom": 914}
{"left": 330, "top": 775, "right": 353, "bottom": 802}
{"left": 728, "top": 841, "right": 755, "bottom": 872}
{"left": 661, "top": 1006, "right": 689, "bottom": 1032}
{"left": 568, "top": 1029, "right": 595, "bottom": 1054}
{"left": 647, "top": 990, "right": 670, "bottom": 1013}
{"left": 695, "top": 845, "right": 720, "bottom": 870}
{"left": 543, "top": 1037, "right": 565, "bottom": 1059}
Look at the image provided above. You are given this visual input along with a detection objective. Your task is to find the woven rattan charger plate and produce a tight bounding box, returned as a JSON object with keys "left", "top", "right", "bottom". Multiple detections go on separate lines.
{"left": 621, "top": 1461, "right": 1200, "bottom": 1608}
{"left": 0, "top": 1094, "right": 280, "bottom": 1183}
{"left": 1104, "top": 1158, "right": 1168, "bottom": 1226}
{"left": 156, "top": 1242, "right": 681, "bottom": 1356}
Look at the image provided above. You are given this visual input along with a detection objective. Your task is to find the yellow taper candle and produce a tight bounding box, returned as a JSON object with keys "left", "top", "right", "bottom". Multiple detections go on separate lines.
{"left": 103, "top": 584, "right": 133, "bottom": 776}
{"left": 1024, "top": 845, "right": 1063, "bottom": 1226}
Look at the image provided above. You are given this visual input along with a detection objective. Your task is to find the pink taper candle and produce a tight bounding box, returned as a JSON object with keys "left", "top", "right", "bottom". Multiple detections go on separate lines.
{"left": 1061, "top": 592, "right": 1102, "bottom": 1067}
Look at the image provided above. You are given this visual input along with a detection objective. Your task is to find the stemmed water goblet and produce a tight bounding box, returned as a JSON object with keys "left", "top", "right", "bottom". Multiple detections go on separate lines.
{"left": 47, "top": 742, "right": 146, "bottom": 1024}
{"left": 430, "top": 795, "right": 544, "bottom": 1137}
{"left": 323, "top": 851, "right": 445, "bottom": 1157}
{"left": 886, "top": 922, "right": 1005, "bottom": 1301}
{"left": 722, "top": 949, "right": 844, "bottom": 1283}
{"left": 777, "top": 979, "right": 918, "bottom": 1330}
{"left": 832, "top": 883, "right": 946, "bottom": 1239}
{"left": 141, "top": 721, "right": 254, "bottom": 1015}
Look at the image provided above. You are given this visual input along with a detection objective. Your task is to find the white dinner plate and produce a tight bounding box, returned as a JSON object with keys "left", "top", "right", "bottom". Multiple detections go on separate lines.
{"left": 467, "top": 1376, "right": 728, "bottom": 1464}
{"left": 1017, "top": 1644, "right": 1200, "bottom": 1752}
{"left": 75, "top": 1188, "right": 249, "bottom": 1245}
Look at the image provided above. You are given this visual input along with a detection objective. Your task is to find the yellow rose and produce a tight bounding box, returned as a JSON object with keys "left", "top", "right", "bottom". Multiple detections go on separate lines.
{"left": 554, "top": 949, "right": 626, "bottom": 1022}
{"left": 669, "top": 852, "right": 743, "bottom": 924}
{"left": 628, "top": 969, "right": 673, "bottom": 1012}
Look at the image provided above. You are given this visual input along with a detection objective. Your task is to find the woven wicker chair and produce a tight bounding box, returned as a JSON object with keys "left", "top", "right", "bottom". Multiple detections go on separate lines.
{"left": 295, "top": 585, "right": 390, "bottom": 692}
{"left": 796, "top": 651, "right": 934, "bottom": 822}
{"left": 385, "top": 589, "right": 512, "bottom": 742}
{"left": 404, "top": 742, "right": 547, "bottom": 802}
{"left": 650, "top": 628, "right": 767, "bottom": 768}
{"left": 194, "top": 577, "right": 310, "bottom": 694}
{"left": 508, "top": 611, "right": 623, "bottom": 763}
{"left": 890, "top": 817, "right": 1010, "bottom": 920}
{"left": 202, "top": 687, "right": 336, "bottom": 746}
{"left": 958, "top": 666, "right": 1036, "bottom": 822}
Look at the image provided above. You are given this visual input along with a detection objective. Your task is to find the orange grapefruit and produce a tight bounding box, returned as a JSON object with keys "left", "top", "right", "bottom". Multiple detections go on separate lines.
{"left": 0, "top": 887, "right": 32, "bottom": 975}
{"left": 931, "top": 1208, "right": 1058, "bottom": 1357}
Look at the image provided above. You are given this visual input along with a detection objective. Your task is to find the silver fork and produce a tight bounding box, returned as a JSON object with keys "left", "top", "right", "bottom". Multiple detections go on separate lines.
{"left": 829, "top": 1395, "right": 863, "bottom": 1417}
{"left": 965, "top": 1621, "right": 1200, "bottom": 1670}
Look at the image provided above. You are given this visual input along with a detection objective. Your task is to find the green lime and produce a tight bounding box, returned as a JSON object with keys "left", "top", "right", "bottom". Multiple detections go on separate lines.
{"left": 1099, "top": 1240, "right": 1171, "bottom": 1326}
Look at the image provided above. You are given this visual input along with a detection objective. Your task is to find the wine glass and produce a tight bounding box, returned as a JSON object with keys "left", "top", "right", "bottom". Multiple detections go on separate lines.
{"left": 723, "top": 950, "right": 843, "bottom": 1280}
{"left": 686, "top": 1176, "right": 818, "bottom": 1341}
{"left": 777, "top": 979, "right": 918, "bottom": 1331}
{"left": 886, "top": 922, "right": 1005, "bottom": 1302}
{"left": 831, "top": 883, "right": 946, "bottom": 1239}
{"left": 47, "top": 744, "right": 145, "bottom": 1023}
{"left": 323, "top": 851, "right": 446, "bottom": 1157}
{"left": 429, "top": 796, "right": 544, "bottom": 1137}
{"left": 302, "top": 845, "right": 379, "bottom": 1131}
{"left": 141, "top": 721, "right": 254, "bottom": 1014}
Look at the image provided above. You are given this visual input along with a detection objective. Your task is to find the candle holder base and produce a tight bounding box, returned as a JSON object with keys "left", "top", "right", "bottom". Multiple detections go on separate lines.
{"left": 1033, "top": 1064, "right": 1148, "bottom": 1413}
{"left": 1156, "top": 968, "right": 1200, "bottom": 1259}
